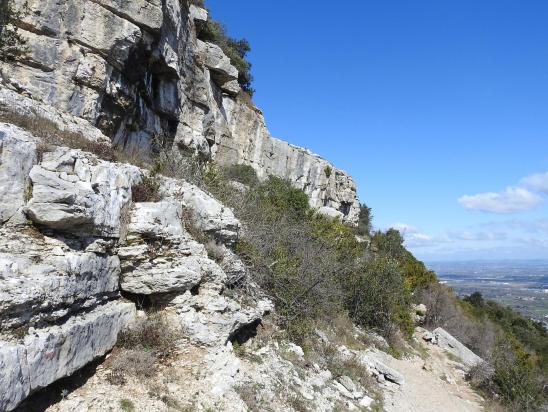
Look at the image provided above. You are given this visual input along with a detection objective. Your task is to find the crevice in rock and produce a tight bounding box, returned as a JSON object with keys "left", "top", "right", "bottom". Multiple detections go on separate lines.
{"left": 227, "top": 319, "right": 261, "bottom": 346}
{"left": 120, "top": 290, "right": 178, "bottom": 311}
{"left": 0, "top": 293, "right": 121, "bottom": 336}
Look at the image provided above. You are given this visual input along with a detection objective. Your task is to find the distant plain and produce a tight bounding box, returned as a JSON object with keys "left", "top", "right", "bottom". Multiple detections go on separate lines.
{"left": 427, "top": 260, "right": 548, "bottom": 325}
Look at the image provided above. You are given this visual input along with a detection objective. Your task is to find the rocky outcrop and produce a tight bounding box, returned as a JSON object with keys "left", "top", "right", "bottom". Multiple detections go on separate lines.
{"left": 0, "top": 123, "right": 37, "bottom": 224}
{"left": 119, "top": 200, "right": 224, "bottom": 295}
{"left": 432, "top": 328, "right": 483, "bottom": 368}
{"left": 0, "top": 123, "right": 271, "bottom": 410}
{"left": 1, "top": 0, "right": 360, "bottom": 223}
{"left": 0, "top": 301, "right": 135, "bottom": 411}
{"left": 0, "top": 0, "right": 368, "bottom": 408}
{"left": 26, "top": 147, "right": 140, "bottom": 237}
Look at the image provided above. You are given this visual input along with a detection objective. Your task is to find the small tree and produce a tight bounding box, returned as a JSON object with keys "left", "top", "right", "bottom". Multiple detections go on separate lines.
{"left": 357, "top": 203, "right": 372, "bottom": 236}
{"left": 372, "top": 228, "right": 406, "bottom": 260}
{"left": 0, "top": 0, "right": 27, "bottom": 61}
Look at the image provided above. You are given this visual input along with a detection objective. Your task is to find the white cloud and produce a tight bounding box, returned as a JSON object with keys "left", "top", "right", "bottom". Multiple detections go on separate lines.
{"left": 482, "top": 218, "right": 548, "bottom": 233}
{"left": 521, "top": 172, "right": 548, "bottom": 194}
{"left": 388, "top": 223, "right": 418, "bottom": 233}
{"left": 458, "top": 186, "right": 542, "bottom": 213}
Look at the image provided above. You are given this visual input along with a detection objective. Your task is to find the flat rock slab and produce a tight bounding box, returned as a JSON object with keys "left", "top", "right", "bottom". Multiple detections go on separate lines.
{"left": 0, "top": 301, "right": 135, "bottom": 411}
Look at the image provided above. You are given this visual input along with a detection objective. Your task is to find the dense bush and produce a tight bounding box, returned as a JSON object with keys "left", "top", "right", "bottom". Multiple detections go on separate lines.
{"left": 372, "top": 229, "right": 406, "bottom": 260}
{"left": 420, "top": 284, "right": 547, "bottom": 410}
{"left": 345, "top": 256, "right": 413, "bottom": 338}
{"left": 206, "top": 171, "right": 413, "bottom": 341}
{"left": 402, "top": 251, "right": 437, "bottom": 291}
{"left": 223, "top": 164, "right": 260, "bottom": 187}
{"left": 131, "top": 175, "right": 162, "bottom": 202}
{"left": 372, "top": 229, "right": 437, "bottom": 292}
{"left": 464, "top": 292, "right": 548, "bottom": 372}
{"left": 199, "top": 19, "right": 254, "bottom": 95}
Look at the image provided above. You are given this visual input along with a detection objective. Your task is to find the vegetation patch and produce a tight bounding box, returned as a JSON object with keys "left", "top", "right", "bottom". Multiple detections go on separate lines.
{"left": 131, "top": 175, "right": 162, "bottom": 202}
{"left": 198, "top": 13, "right": 254, "bottom": 95}
{"left": 0, "top": 0, "right": 28, "bottom": 61}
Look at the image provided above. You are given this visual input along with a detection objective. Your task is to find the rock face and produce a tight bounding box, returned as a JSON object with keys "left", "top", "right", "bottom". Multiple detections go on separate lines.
{"left": 26, "top": 147, "right": 140, "bottom": 237}
{"left": 119, "top": 200, "right": 223, "bottom": 295}
{"left": 0, "top": 124, "right": 37, "bottom": 224}
{"left": 1, "top": 0, "right": 360, "bottom": 224}
{"left": 0, "top": 123, "right": 272, "bottom": 410}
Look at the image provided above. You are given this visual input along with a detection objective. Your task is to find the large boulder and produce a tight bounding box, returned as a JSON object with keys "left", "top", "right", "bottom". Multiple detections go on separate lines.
{"left": 171, "top": 291, "right": 273, "bottom": 346}
{"left": 0, "top": 124, "right": 37, "bottom": 224}
{"left": 196, "top": 40, "right": 240, "bottom": 95}
{"left": 161, "top": 178, "right": 241, "bottom": 245}
{"left": 0, "top": 228, "right": 120, "bottom": 330}
{"left": 0, "top": 301, "right": 135, "bottom": 411}
{"left": 119, "top": 201, "right": 226, "bottom": 295}
{"left": 26, "top": 147, "right": 140, "bottom": 238}
{"left": 433, "top": 327, "right": 483, "bottom": 368}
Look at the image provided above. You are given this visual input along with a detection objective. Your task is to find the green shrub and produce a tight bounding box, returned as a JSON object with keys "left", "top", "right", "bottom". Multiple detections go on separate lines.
{"left": 0, "top": 0, "right": 27, "bottom": 61}
{"left": 223, "top": 164, "right": 259, "bottom": 187}
{"left": 324, "top": 166, "right": 332, "bottom": 179}
{"left": 256, "top": 176, "right": 310, "bottom": 218}
{"left": 199, "top": 19, "right": 254, "bottom": 95}
{"left": 357, "top": 203, "right": 372, "bottom": 236}
{"left": 471, "top": 337, "right": 546, "bottom": 411}
{"left": 131, "top": 175, "right": 162, "bottom": 202}
{"left": 345, "top": 256, "right": 413, "bottom": 337}
{"left": 402, "top": 251, "right": 437, "bottom": 291}
{"left": 120, "top": 399, "right": 135, "bottom": 412}
{"left": 372, "top": 229, "right": 406, "bottom": 260}
{"left": 464, "top": 292, "right": 548, "bottom": 372}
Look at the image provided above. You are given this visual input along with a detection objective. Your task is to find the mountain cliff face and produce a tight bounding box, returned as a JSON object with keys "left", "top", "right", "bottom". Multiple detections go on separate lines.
{"left": 1, "top": 0, "right": 360, "bottom": 224}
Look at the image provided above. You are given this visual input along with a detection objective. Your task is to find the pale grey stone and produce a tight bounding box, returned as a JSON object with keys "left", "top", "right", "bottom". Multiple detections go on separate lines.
{"left": 0, "top": 343, "right": 30, "bottom": 412}
{"left": 24, "top": 301, "right": 135, "bottom": 391}
{"left": 196, "top": 40, "right": 239, "bottom": 83}
{"left": 26, "top": 147, "right": 140, "bottom": 237}
{"left": 0, "top": 124, "right": 37, "bottom": 224}
{"left": 0, "top": 228, "right": 121, "bottom": 330}
{"left": 338, "top": 375, "right": 357, "bottom": 393}
{"left": 433, "top": 327, "right": 483, "bottom": 368}
{"left": 160, "top": 178, "right": 241, "bottom": 245}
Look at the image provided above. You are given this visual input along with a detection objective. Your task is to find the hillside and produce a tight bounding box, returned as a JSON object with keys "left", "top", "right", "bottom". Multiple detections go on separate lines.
{"left": 0, "top": 1, "right": 546, "bottom": 411}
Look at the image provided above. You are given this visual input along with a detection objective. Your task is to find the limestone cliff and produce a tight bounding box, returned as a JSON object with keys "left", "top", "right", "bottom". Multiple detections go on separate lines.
{"left": 0, "top": 0, "right": 360, "bottom": 223}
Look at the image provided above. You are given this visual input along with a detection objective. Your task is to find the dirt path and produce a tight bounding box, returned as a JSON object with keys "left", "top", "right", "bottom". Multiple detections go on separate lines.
{"left": 380, "top": 335, "right": 484, "bottom": 412}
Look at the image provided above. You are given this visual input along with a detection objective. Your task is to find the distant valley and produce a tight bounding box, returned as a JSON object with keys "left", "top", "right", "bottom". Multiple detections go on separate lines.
{"left": 427, "top": 260, "right": 548, "bottom": 326}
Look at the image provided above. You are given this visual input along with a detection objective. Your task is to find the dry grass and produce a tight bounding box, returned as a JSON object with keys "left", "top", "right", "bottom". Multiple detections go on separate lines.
{"left": 131, "top": 175, "right": 162, "bottom": 202}
{"left": 205, "top": 240, "right": 225, "bottom": 263}
{"left": 109, "top": 349, "right": 157, "bottom": 380}
{"left": 117, "top": 312, "right": 180, "bottom": 359}
{"left": 0, "top": 109, "right": 149, "bottom": 166}
{"left": 235, "top": 384, "right": 263, "bottom": 412}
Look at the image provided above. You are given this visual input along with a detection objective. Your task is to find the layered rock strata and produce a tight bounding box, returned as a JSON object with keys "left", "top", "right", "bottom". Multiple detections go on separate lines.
{"left": 1, "top": 0, "right": 360, "bottom": 223}
{"left": 0, "top": 123, "right": 270, "bottom": 410}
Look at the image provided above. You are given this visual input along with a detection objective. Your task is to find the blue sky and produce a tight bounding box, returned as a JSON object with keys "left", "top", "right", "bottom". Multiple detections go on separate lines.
{"left": 206, "top": 0, "right": 548, "bottom": 261}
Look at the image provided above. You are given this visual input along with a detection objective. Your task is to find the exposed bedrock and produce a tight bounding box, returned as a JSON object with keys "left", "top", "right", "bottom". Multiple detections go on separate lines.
{"left": 1, "top": 0, "right": 360, "bottom": 224}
